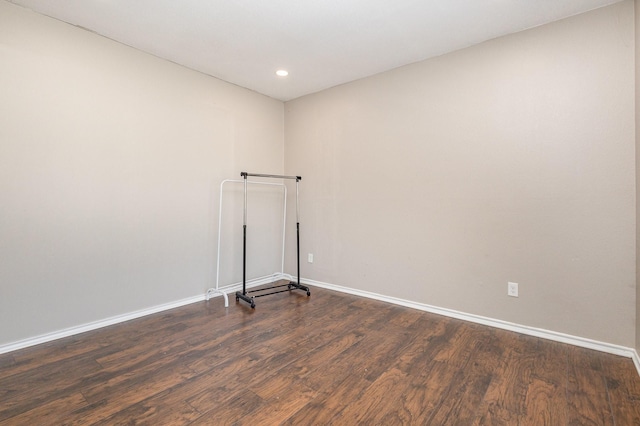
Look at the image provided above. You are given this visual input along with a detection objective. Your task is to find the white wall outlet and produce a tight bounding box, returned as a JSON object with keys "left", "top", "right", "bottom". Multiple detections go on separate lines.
{"left": 508, "top": 282, "right": 519, "bottom": 297}
{"left": 308, "top": 253, "right": 314, "bottom": 263}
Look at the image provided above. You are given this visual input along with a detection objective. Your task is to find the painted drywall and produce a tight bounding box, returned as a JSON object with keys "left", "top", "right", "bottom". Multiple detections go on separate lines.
{"left": 0, "top": 1, "right": 284, "bottom": 346}
{"left": 285, "top": 1, "right": 635, "bottom": 346}
{"left": 636, "top": 0, "right": 640, "bottom": 353}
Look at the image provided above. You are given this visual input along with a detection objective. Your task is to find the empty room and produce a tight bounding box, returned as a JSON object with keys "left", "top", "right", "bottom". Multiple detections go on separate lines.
{"left": 2, "top": 0, "right": 640, "bottom": 424}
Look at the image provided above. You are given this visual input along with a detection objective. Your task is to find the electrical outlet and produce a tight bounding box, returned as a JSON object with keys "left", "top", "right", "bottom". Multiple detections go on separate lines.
{"left": 508, "top": 282, "right": 519, "bottom": 297}
{"left": 308, "top": 253, "right": 314, "bottom": 263}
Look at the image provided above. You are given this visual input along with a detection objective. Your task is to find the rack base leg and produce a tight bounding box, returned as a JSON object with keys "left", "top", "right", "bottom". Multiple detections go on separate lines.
{"left": 206, "top": 288, "right": 229, "bottom": 307}
{"left": 288, "top": 281, "right": 311, "bottom": 297}
{"left": 235, "top": 291, "right": 255, "bottom": 309}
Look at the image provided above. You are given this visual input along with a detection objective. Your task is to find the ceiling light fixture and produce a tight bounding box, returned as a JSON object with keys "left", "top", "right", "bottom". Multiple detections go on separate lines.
{"left": 276, "top": 69, "right": 289, "bottom": 77}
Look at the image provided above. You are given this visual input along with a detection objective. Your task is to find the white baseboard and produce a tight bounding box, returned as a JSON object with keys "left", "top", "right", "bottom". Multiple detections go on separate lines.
{"left": 0, "top": 294, "right": 201, "bottom": 355}
{"left": 632, "top": 350, "right": 640, "bottom": 376}
{"left": 0, "top": 273, "right": 290, "bottom": 355}
{"left": 4, "top": 274, "right": 640, "bottom": 380}
{"left": 303, "top": 278, "right": 640, "bottom": 377}
{"left": 0, "top": 273, "right": 287, "bottom": 355}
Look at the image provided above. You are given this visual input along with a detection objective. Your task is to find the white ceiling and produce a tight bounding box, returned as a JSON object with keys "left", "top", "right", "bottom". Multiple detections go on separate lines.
{"left": 8, "top": 0, "right": 624, "bottom": 101}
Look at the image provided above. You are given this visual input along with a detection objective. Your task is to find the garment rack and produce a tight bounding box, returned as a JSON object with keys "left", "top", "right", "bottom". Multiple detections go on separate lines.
{"left": 205, "top": 178, "right": 289, "bottom": 307}
{"left": 236, "top": 172, "right": 310, "bottom": 308}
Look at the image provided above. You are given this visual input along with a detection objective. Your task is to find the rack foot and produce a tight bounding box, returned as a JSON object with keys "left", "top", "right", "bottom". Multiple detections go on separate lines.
{"left": 206, "top": 288, "right": 229, "bottom": 307}
{"left": 236, "top": 291, "right": 255, "bottom": 309}
{"left": 288, "top": 281, "right": 311, "bottom": 297}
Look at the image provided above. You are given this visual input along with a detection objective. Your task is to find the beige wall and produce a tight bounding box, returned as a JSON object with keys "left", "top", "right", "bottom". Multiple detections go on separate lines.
{"left": 285, "top": 1, "right": 636, "bottom": 346}
{"left": 0, "top": 2, "right": 284, "bottom": 345}
{"left": 2, "top": 0, "right": 637, "bottom": 350}
{"left": 636, "top": 0, "right": 640, "bottom": 353}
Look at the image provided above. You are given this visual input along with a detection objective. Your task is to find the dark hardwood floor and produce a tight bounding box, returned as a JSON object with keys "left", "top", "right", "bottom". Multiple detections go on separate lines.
{"left": 1, "top": 284, "right": 639, "bottom": 425}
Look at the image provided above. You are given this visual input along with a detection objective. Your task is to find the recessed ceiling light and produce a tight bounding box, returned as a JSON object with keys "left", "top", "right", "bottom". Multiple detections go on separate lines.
{"left": 276, "top": 69, "right": 289, "bottom": 77}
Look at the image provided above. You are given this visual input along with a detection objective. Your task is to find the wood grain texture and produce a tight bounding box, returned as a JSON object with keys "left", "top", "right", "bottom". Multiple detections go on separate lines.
{"left": 0, "top": 283, "right": 639, "bottom": 425}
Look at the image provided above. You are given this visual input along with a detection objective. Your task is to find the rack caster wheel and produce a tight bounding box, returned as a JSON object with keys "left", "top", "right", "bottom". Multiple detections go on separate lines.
{"left": 251, "top": 303, "right": 255, "bottom": 309}
{"left": 307, "top": 291, "right": 311, "bottom": 296}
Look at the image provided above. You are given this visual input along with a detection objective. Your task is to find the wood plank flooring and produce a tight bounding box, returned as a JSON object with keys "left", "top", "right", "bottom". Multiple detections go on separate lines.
{"left": 1, "top": 284, "right": 639, "bottom": 425}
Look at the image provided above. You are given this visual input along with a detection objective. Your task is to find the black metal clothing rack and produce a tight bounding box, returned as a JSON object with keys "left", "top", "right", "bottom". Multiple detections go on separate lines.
{"left": 235, "top": 172, "right": 311, "bottom": 308}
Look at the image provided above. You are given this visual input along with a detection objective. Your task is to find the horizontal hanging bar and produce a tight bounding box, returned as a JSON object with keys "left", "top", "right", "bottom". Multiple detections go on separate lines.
{"left": 241, "top": 172, "right": 301, "bottom": 181}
